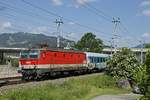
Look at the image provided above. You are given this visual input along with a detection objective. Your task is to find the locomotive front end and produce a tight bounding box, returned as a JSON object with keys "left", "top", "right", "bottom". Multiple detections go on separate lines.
{"left": 19, "top": 49, "right": 40, "bottom": 80}
{"left": 19, "top": 50, "right": 40, "bottom": 69}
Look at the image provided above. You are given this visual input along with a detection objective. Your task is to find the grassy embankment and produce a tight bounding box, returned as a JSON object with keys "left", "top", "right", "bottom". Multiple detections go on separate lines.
{"left": 0, "top": 75, "right": 131, "bottom": 100}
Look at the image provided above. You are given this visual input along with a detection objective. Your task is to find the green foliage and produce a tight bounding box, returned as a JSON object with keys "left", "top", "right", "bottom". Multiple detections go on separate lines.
{"left": 143, "top": 51, "right": 150, "bottom": 99}
{"left": 11, "top": 58, "right": 19, "bottom": 67}
{"left": 145, "top": 43, "right": 150, "bottom": 48}
{"left": 0, "top": 75, "right": 130, "bottom": 100}
{"left": 75, "top": 32, "right": 103, "bottom": 53}
{"left": 106, "top": 48, "right": 139, "bottom": 80}
{"left": 139, "top": 96, "right": 150, "bottom": 100}
{"left": 132, "top": 65, "right": 147, "bottom": 94}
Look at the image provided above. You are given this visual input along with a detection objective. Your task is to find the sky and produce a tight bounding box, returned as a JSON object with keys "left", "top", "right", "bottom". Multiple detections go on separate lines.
{"left": 0, "top": 0, "right": 150, "bottom": 47}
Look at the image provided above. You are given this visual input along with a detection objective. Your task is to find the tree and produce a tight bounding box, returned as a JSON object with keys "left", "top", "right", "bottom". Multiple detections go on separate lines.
{"left": 75, "top": 32, "right": 103, "bottom": 53}
{"left": 139, "top": 50, "right": 150, "bottom": 99}
{"left": 132, "top": 65, "right": 147, "bottom": 94}
{"left": 106, "top": 48, "right": 140, "bottom": 87}
{"left": 136, "top": 50, "right": 150, "bottom": 100}
{"left": 145, "top": 43, "right": 150, "bottom": 48}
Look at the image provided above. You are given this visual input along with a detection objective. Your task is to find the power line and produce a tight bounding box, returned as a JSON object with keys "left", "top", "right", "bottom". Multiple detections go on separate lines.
{"left": 0, "top": 1, "right": 54, "bottom": 22}
{"left": 85, "top": 3, "right": 113, "bottom": 19}
{"left": 0, "top": 12, "right": 57, "bottom": 35}
{"left": 0, "top": 0, "right": 112, "bottom": 40}
{"left": 0, "top": 1, "right": 56, "bottom": 29}
{"left": 22, "top": 0, "right": 62, "bottom": 18}
{"left": 82, "top": 3, "right": 113, "bottom": 22}
{"left": 81, "top": 4, "right": 111, "bottom": 23}
{"left": 119, "top": 23, "right": 140, "bottom": 42}
{"left": 21, "top": 0, "right": 108, "bottom": 35}
{"left": 0, "top": 12, "right": 58, "bottom": 34}
{"left": 78, "top": 0, "right": 139, "bottom": 48}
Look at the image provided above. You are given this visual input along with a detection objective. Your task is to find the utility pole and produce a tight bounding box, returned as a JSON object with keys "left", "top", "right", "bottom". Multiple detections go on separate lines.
{"left": 54, "top": 18, "right": 63, "bottom": 48}
{"left": 108, "top": 40, "right": 113, "bottom": 55}
{"left": 112, "top": 17, "right": 120, "bottom": 53}
{"left": 139, "top": 40, "right": 144, "bottom": 64}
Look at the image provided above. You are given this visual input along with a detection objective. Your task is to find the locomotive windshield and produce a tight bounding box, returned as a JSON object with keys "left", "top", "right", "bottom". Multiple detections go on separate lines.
{"left": 20, "top": 50, "right": 39, "bottom": 59}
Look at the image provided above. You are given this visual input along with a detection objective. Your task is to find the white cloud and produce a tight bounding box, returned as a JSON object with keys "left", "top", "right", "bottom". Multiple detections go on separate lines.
{"left": 31, "top": 26, "right": 49, "bottom": 34}
{"left": 140, "top": 1, "right": 150, "bottom": 7}
{"left": 0, "top": 21, "right": 12, "bottom": 30}
{"left": 52, "top": 0, "right": 62, "bottom": 6}
{"left": 76, "top": 0, "right": 96, "bottom": 5}
{"left": 66, "top": 32, "right": 78, "bottom": 40}
{"left": 68, "top": 22, "right": 75, "bottom": 25}
{"left": 142, "top": 9, "right": 150, "bottom": 16}
{"left": 73, "top": 0, "right": 96, "bottom": 8}
{"left": 142, "top": 32, "right": 150, "bottom": 37}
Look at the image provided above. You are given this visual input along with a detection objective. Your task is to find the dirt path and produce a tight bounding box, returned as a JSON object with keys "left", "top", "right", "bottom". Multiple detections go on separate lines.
{"left": 93, "top": 93, "right": 141, "bottom": 100}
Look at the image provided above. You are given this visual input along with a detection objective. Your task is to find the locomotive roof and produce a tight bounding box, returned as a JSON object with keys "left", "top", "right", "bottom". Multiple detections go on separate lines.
{"left": 85, "top": 52, "right": 110, "bottom": 57}
{"left": 22, "top": 48, "right": 85, "bottom": 53}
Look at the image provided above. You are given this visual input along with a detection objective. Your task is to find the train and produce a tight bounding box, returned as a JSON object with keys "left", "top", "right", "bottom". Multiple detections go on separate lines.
{"left": 19, "top": 48, "right": 110, "bottom": 80}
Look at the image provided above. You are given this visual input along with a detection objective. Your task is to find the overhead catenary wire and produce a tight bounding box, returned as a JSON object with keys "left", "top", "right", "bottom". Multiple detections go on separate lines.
{"left": 1, "top": 0, "right": 139, "bottom": 48}
{"left": 21, "top": 0, "right": 109, "bottom": 35}
{"left": 0, "top": 1, "right": 57, "bottom": 29}
{"left": 81, "top": 2, "right": 113, "bottom": 23}
{"left": 76, "top": 0, "right": 140, "bottom": 48}
{"left": 0, "top": 0, "right": 113, "bottom": 40}
{"left": 0, "top": 1, "right": 54, "bottom": 22}
{"left": 0, "top": 12, "right": 57, "bottom": 35}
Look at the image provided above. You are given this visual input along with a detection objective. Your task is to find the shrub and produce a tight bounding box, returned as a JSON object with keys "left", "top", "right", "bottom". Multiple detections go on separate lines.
{"left": 139, "top": 50, "right": 150, "bottom": 99}
{"left": 11, "top": 58, "right": 19, "bottom": 67}
{"left": 106, "top": 48, "right": 139, "bottom": 81}
{"left": 132, "top": 65, "right": 147, "bottom": 94}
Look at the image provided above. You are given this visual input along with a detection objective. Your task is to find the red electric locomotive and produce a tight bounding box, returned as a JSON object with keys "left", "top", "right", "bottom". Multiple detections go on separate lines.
{"left": 19, "top": 48, "right": 87, "bottom": 80}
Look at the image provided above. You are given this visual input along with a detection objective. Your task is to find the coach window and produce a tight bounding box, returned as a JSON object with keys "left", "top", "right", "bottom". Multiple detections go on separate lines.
{"left": 92, "top": 57, "right": 94, "bottom": 63}
{"left": 101, "top": 58, "right": 103, "bottom": 62}
{"left": 97, "top": 57, "right": 100, "bottom": 63}
{"left": 104, "top": 58, "right": 106, "bottom": 62}
{"left": 93, "top": 57, "right": 95, "bottom": 63}
{"left": 100, "top": 58, "right": 102, "bottom": 62}
{"left": 99, "top": 57, "right": 101, "bottom": 63}
{"left": 102, "top": 58, "right": 104, "bottom": 62}
{"left": 95, "top": 57, "right": 97, "bottom": 63}
{"left": 96, "top": 57, "right": 97, "bottom": 63}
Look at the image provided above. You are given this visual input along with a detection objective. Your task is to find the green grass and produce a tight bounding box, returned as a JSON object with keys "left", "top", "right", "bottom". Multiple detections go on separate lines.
{"left": 0, "top": 75, "right": 131, "bottom": 100}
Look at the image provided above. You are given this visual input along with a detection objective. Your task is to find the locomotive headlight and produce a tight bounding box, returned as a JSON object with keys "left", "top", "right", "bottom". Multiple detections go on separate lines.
{"left": 26, "top": 61, "right": 31, "bottom": 64}
{"left": 83, "top": 60, "right": 87, "bottom": 64}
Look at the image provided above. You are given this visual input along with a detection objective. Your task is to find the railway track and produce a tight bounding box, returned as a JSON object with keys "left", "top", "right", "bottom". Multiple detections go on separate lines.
{"left": 0, "top": 76, "right": 25, "bottom": 87}
{"left": 0, "top": 70, "right": 104, "bottom": 88}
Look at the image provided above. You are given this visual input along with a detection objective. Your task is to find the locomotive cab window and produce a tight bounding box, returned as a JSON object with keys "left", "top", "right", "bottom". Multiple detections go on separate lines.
{"left": 29, "top": 50, "right": 39, "bottom": 59}
{"left": 20, "top": 51, "right": 29, "bottom": 59}
{"left": 20, "top": 50, "right": 39, "bottom": 59}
